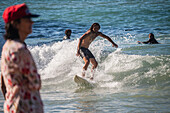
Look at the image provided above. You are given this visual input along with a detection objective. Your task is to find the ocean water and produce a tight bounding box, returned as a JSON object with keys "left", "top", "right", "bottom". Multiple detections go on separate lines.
{"left": 0, "top": 0, "right": 170, "bottom": 112}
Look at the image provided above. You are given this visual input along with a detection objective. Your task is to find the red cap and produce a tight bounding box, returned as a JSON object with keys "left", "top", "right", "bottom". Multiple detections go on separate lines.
{"left": 2, "top": 3, "right": 39, "bottom": 23}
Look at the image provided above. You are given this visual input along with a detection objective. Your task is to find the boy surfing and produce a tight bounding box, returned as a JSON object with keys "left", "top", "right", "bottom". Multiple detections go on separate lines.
{"left": 76, "top": 23, "right": 118, "bottom": 80}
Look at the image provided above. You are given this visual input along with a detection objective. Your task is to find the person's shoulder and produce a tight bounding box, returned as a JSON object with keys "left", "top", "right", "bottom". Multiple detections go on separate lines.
{"left": 82, "top": 30, "right": 91, "bottom": 37}
{"left": 97, "top": 32, "right": 102, "bottom": 35}
{"left": 97, "top": 32, "right": 104, "bottom": 36}
{"left": 14, "top": 40, "right": 26, "bottom": 49}
{"left": 85, "top": 30, "right": 91, "bottom": 34}
{"left": 5, "top": 40, "right": 25, "bottom": 50}
{"left": 63, "top": 36, "right": 67, "bottom": 40}
{"left": 150, "top": 38, "right": 159, "bottom": 44}
{"left": 3, "top": 40, "right": 28, "bottom": 58}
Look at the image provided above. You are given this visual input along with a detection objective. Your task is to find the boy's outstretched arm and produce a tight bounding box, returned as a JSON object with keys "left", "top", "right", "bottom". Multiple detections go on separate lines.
{"left": 99, "top": 32, "right": 118, "bottom": 48}
{"left": 137, "top": 40, "right": 149, "bottom": 44}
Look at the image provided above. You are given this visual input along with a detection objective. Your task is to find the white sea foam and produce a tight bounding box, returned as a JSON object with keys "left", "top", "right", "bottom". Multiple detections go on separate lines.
{"left": 26, "top": 37, "right": 170, "bottom": 91}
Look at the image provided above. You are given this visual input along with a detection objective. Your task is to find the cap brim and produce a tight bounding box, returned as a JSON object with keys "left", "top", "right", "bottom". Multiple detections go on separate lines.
{"left": 30, "top": 14, "right": 40, "bottom": 17}
{"left": 24, "top": 14, "right": 40, "bottom": 18}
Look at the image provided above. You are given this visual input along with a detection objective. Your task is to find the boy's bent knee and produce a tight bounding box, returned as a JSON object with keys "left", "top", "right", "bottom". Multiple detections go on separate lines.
{"left": 95, "top": 62, "right": 98, "bottom": 68}
{"left": 93, "top": 62, "right": 98, "bottom": 69}
{"left": 96, "top": 62, "right": 98, "bottom": 67}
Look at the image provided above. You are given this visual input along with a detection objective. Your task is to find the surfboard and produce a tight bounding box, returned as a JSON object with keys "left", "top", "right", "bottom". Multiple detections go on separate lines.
{"left": 74, "top": 75, "right": 96, "bottom": 88}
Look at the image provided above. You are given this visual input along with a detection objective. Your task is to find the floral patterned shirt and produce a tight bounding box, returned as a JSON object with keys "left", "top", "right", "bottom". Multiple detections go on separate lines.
{"left": 1, "top": 40, "right": 43, "bottom": 113}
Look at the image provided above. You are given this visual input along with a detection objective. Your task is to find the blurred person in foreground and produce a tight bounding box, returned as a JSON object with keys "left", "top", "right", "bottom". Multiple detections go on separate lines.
{"left": 1, "top": 3, "right": 43, "bottom": 113}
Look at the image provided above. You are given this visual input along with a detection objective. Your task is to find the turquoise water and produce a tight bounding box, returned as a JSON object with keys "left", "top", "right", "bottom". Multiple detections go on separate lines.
{"left": 0, "top": 0, "right": 170, "bottom": 112}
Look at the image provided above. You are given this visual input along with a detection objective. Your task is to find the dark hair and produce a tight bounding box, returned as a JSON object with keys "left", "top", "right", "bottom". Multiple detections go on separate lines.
{"left": 149, "top": 33, "right": 154, "bottom": 39}
{"left": 4, "top": 19, "right": 20, "bottom": 40}
{"left": 89, "top": 23, "right": 100, "bottom": 31}
{"left": 65, "top": 29, "right": 72, "bottom": 35}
